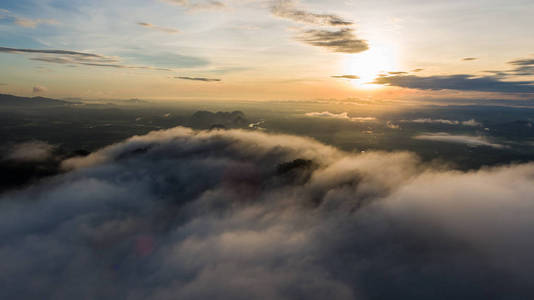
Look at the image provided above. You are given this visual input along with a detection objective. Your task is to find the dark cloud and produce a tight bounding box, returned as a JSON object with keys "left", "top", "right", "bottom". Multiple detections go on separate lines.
{"left": 176, "top": 76, "right": 221, "bottom": 82}
{"left": 0, "top": 46, "right": 172, "bottom": 71}
{"left": 373, "top": 74, "right": 534, "bottom": 93}
{"left": 508, "top": 58, "right": 534, "bottom": 66}
{"left": 272, "top": 0, "right": 353, "bottom": 26}
{"left": 484, "top": 57, "right": 534, "bottom": 78}
{"left": 332, "top": 75, "right": 360, "bottom": 79}
{"left": 506, "top": 58, "right": 534, "bottom": 76}
{"left": 412, "top": 68, "right": 424, "bottom": 72}
{"left": 296, "top": 28, "right": 368, "bottom": 54}
{"left": 0, "top": 47, "right": 109, "bottom": 58}
{"left": 1, "top": 128, "right": 533, "bottom": 299}
{"left": 388, "top": 71, "right": 408, "bottom": 75}
{"left": 462, "top": 57, "right": 478, "bottom": 61}
{"left": 137, "top": 22, "right": 180, "bottom": 34}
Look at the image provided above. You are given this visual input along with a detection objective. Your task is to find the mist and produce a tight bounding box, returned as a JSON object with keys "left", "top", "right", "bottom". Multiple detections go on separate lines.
{"left": 1, "top": 127, "right": 533, "bottom": 299}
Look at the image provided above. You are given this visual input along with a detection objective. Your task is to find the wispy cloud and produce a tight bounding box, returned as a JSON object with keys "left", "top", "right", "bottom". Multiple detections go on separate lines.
{"left": 137, "top": 22, "right": 180, "bottom": 34}
{"left": 401, "top": 118, "right": 481, "bottom": 126}
{"left": 505, "top": 57, "right": 534, "bottom": 76}
{"left": 5, "top": 141, "right": 55, "bottom": 162}
{"left": 462, "top": 57, "right": 478, "bottom": 61}
{"left": 483, "top": 56, "right": 534, "bottom": 77}
{"left": 331, "top": 75, "right": 359, "bottom": 79}
{"left": 32, "top": 85, "right": 47, "bottom": 94}
{"left": 0, "top": 9, "right": 58, "bottom": 28}
{"left": 305, "top": 111, "right": 376, "bottom": 122}
{"left": 176, "top": 76, "right": 221, "bottom": 82}
{"left": 0, "top": 47, "right": 171, "bottom": 71}
{"left": 373, "top": 74, "right": 534, "bottom": 94}
{"left": 160, "top": 0, "right": 225, "bottom": 11}
{"left": 296, "top": 28, "right": 368, "bottom": 54}
{"left": 414, "top": 133, "right": 504, "bottom": 148}
{"left": 270, "top": 0, "right": 367, "bottom": 54}
{"left": 271, "top": 0, "right": 353, "bottom": 26}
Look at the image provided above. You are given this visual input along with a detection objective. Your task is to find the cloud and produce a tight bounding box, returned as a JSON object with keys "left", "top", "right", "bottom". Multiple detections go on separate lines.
{"left": 137, "top": 22, "right": 180, "bottom": 34}
{"left": 32, "top": 85, "right": 47, "bottom": 94}
{"left": 1, "top": 128, "right": 534, "bottom": 299}
{"left": 373, "top": 74, "right": 534, "bottom": 93}
{"left": 270, "top": 1, "right": 366, "bottom": 54}
{"left": 4, "top": 141, "right": 55, "bottom": 162}
{"left": 462, "top": 119, "right": 482, "bottom": 126}
{"left": 0, "top": 47, "right": 110, "bottom": 58}
{"left": 505, "top": 57, "right": 534, "bottom": 76}
{"left": 0, "top": 46, "right": 173, "bottom": 71}
{"left": 176, "top": 76, "right": 221, "bottom": 82}
{"left": 411, "top": 68, "right": 424, "bottom": 72}
{"left": 401, "top": 118, "right": 482, "bottom": 126}
{"left": 305, "top": 111, "right": 376, "bottom": 122}
{"left": 332, "top": 75, "right": 360, "bottom": 80}
{"left": 414, "top": 133, "right": 504, "bottom": 148}
{"left": 160, "top": 0, "right": 225, "bottom": 10}
{"left": 248, "top": 121, "right": 265, "bottom": 130}
{"left": 462, "top": 57, "right": 478, "bottom": 61}
{"left": 13, "top": 17, "right": 58, "bottom": 28}
{"left": 271, "top": 0, "right": 353, "bottom": 26}
{"left": 296, "top": 28, "right": 368, "bottom": 54}
{"left": 0, "top": 9, "right": 58, "bottom": 28}
{"left": 386, "top": 121, "right": 400, "bottom": 129}
{"left": 483, "top": 57, "right": 534, "bottom": 78}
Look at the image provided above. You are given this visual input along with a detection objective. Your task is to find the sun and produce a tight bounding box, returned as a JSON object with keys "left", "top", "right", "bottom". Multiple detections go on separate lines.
{"left": 343, "top": 44, "right": 398, "bottom": 88}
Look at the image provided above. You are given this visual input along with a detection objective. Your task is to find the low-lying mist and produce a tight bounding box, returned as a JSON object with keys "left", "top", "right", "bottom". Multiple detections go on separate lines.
{"left": 1, "top": 127, "right": 533, "bottom": 299}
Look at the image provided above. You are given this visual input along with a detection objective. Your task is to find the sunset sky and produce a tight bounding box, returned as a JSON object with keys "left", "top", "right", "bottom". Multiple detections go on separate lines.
{"left": 1, "top": 0, "right": 534, "bottom": 100}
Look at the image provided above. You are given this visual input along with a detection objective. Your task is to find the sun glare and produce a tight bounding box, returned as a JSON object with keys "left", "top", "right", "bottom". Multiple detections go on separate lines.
{"left": 343, "top": 44, "right": 398, "bottom": 89}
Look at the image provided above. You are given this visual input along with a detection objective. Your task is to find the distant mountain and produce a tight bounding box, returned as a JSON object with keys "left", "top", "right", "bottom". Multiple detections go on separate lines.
{"left": 0, "top": 94, "right": 74, "bottom": 106}
{"left": 190, "top": 110, "right": 249, "bottom": 129}
{"left": 122, "top": 98, "right": 150, "bottom": 104}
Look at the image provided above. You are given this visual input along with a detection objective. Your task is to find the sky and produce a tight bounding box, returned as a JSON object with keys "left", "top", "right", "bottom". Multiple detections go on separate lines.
{"left": 1, "top": 0, "right": 534, "bottom": 100}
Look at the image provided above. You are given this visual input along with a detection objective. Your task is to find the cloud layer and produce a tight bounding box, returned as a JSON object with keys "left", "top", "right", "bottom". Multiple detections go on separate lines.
{"left": 305, "top": 111, "right": 376, "bottom": 122}
{"left": 414, "top": 133, "right": 504, "bottom": 148}
{"left": 1, "top": 128, "right": 533, "bottom": 299}
{"left": 402, "top": 118, "right": 481, "bottom": 126}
